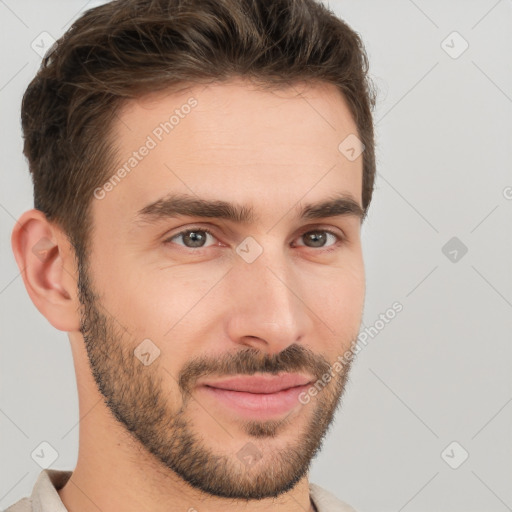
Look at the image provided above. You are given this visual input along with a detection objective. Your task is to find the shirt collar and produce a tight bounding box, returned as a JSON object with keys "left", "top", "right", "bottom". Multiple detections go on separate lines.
{"left": 31, "top": 469, "right": 71, "bottom": 512}
{"left": 30, "top": 470, "right": 354, "bottom": 512}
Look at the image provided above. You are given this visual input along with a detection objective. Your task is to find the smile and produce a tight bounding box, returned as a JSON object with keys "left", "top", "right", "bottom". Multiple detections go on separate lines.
{"left": 196, "top": 373, "right": 315, "bottom": 419}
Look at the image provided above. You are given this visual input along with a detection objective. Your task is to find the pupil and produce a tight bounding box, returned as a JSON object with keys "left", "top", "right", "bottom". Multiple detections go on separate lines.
{"left": 186, "top": 231, "right": 205, "bottom": 247}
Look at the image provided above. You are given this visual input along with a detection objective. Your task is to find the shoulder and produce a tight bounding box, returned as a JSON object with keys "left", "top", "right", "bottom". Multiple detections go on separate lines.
{"left": 309, "top": 482, "right": 358, "bottom": 512}
{"left": 2, "top": 469, "right": 72, "bottom": 512}
{"left": 2, "top": 497, "right": 32, "bottom": 512}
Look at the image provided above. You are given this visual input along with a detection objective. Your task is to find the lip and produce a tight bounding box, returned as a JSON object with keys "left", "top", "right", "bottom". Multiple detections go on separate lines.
{"left": 200, "top": 373, "right": 314, "bottom": 393}
{"left": 196, "top": 373, "right": 315, "bottom": 419}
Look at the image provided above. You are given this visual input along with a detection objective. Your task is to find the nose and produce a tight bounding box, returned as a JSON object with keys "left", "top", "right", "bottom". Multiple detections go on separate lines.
{"left": 224, "top": 246, "right": 313, "bottom": 355}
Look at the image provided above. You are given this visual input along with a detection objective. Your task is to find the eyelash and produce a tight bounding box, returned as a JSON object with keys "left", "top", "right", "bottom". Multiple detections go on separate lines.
{"left": 163, "top": 226, "right": 345, "bottom": 253}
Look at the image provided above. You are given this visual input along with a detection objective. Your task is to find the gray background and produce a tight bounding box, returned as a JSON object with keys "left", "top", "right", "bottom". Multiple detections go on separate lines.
{"left": 1, "top": 1, "right": 511, "bottom": 511}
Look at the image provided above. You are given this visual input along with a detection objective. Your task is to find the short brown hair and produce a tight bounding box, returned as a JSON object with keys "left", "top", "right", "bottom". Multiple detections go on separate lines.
{"left": 21, "top": 0, "right": 377, "bottom": 264}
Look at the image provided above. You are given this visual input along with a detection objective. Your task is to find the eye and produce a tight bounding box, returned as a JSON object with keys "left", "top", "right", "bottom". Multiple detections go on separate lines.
{"left": 164, "top": 227, "right": 217, "bottom": 249}
{"left": 293, "top": 229, "right": 343, "bottom": 250}
{"left": 163, "top": 226, "right": 344, "bottom": 252}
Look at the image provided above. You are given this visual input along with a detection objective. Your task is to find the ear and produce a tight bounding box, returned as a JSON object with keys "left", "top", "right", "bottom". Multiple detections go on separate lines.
{"left": 11, "top": 209, "right": 81, "bottom": 332}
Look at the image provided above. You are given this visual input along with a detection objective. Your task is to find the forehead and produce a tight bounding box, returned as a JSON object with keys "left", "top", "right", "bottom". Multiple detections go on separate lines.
{"left": 93, "top": 78, "right": 363, "bottom": 230}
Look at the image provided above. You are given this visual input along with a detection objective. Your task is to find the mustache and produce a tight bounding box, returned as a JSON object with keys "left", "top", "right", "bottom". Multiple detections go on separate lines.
{"left": 178, "top": 343, "right": 332, "bottom": 395}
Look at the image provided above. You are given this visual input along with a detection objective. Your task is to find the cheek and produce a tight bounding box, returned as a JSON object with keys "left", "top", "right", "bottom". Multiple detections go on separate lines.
{"left": 326, "top": 285, "right": 364, "bottom": 325}
{"left": 96, "top": 258, "right": 220, "bottom": 358}
{"left": 314, "top": 263, "right": 365, "bottom": 343}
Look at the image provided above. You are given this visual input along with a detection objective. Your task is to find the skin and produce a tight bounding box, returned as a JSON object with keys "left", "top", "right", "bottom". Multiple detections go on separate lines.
{"left": 11, "top": 77, "right": 365, "bottom": 512}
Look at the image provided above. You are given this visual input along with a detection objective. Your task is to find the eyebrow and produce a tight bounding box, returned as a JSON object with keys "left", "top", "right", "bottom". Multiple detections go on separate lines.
{"left": 134, "top": 192, "right": 365, "bottom": 226}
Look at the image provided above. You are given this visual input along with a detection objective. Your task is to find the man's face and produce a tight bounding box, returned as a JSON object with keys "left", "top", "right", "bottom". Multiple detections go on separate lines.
{"left": 78, "top": 78, "right": 365, "bottom": 499}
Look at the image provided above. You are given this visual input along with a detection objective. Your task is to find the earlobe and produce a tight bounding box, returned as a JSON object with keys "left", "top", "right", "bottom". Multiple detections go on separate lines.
{"left": 11, "top": 209, "right": 81, "bottom": 332}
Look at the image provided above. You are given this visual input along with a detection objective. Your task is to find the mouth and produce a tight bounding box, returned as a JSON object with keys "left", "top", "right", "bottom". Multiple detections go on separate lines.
{"left": 196, "top": 373, "right": 315, "bottom": 419}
